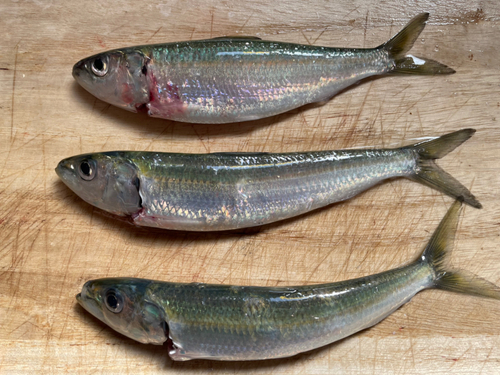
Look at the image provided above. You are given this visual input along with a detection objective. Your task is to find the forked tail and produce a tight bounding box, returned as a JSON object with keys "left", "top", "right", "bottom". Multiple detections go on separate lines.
{"left": 402, "top": 129, "right": 482, "bottom": 209}
{"left": 420, "top": 200, "right": 500, "bottom": 299}
{"left": 379, "top": 13, "right": 455, "bottom": 75}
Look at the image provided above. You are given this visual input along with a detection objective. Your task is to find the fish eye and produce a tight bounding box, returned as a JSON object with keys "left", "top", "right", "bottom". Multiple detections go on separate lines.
{"left": 91, "top": 56, "right": 108, "bottom": 77}
{"left": 78, "top": 159, "right": 97, "bottom": 181}
{"left": 104, "top": 289, "right": 124, "bottom": 313}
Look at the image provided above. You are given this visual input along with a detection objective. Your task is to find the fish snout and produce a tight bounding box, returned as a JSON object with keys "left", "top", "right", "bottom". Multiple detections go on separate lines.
{"left": 76, "top": 282, "right": 106, "bottom": 321}
{"left": 72, "top": 59, "right": 86, "bottom": 78}
{"left": 55, "top": 159, "right": 74, "bottom": 181}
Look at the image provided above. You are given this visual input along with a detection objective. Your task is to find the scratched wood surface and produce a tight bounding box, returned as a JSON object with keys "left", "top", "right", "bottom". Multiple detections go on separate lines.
{"left": 1, "top": 0, "right": 499, "bottom": 373}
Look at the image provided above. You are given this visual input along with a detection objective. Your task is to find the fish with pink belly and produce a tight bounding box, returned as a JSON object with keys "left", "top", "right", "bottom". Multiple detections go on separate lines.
{"left": 72, "top": 13, "right": 454, "bottom": 124}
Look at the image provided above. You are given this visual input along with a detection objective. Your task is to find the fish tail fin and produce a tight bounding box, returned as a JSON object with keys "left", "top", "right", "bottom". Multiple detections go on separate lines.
{"left": 379, "top": 13, "right": 455, "bottom": 75}
{"left": 404, "top": 129, "right": 482, "bottom": 209}
{"left": 420, "top": 200, "right": 500, "bottom": 299}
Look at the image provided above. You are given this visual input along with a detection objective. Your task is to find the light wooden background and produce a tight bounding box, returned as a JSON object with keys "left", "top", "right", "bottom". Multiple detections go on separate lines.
{"left": 1, "top": 0, "right": 499, "bottom": 373}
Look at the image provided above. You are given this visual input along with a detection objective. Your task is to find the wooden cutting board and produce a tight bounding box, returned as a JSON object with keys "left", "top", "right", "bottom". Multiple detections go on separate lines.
{"left": 1, "top": 0, "right": 499, "bottom": 373}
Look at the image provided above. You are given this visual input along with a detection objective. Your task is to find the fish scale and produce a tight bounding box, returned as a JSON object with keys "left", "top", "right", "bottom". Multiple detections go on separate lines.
{"left": 147, "top": 41, "right": 390, "bottom": 123}
{"left": 77, "top": 262, "right": 434, "bottom": 360}
{"left": 134, "top": 149, "right": 416, "bottom": 230}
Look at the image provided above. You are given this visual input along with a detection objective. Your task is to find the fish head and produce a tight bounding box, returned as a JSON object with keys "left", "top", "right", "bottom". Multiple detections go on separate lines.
{"left": 73, "top": 49, "right": 150, "bottom": 112}
{"left": 56, "top": 152, "right": 142, "bottom": 216}
{"left": 77, "top": 278, "right": 167, "bottom": 345}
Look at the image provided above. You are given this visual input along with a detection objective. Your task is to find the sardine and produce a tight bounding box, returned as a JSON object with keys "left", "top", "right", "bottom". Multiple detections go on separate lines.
{"left": 73, "top": 13, "right": 454, "bottom": 124}
{"left": 56, "top": 129, "right": 481, "bottom": 231}
{"left": 76, "top": 200, "right": 500, "bottom": 361}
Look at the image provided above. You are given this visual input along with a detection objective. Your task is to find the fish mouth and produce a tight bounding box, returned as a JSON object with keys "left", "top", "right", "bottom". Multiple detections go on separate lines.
{"left": 55, "top": 159, "right": 76, "bottom": 185}
{"left": 72, "top": 59, "right": 85, "bottom": 78}
{"left": 76, "top": 285, "right": 105, "bottom": 323}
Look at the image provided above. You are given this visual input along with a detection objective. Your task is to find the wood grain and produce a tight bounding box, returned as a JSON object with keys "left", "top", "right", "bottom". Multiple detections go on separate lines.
{"left": 1, "top": 0, "right": 499, "bottom": 373}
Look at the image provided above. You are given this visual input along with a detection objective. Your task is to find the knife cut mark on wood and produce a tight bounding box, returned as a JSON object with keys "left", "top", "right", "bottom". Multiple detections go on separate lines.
{"left": 10, "top": 44, "right": 19, "bottom": 143}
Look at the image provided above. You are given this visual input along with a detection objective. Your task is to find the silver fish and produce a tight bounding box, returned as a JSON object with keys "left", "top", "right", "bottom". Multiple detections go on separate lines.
{"left": 76, "top": 200, "right": 500, "bottom": 361}
{"left": 56, "top": 129, "right": 481, "bottom": 231}
{"left": 73, "top": 13, "right": 454, "bottom": 124}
